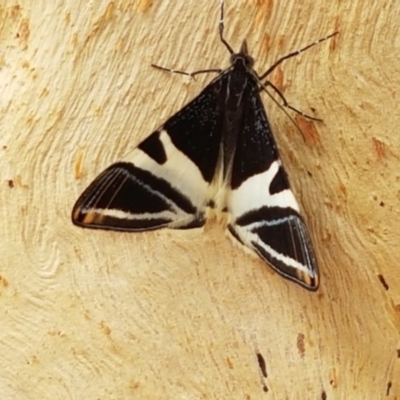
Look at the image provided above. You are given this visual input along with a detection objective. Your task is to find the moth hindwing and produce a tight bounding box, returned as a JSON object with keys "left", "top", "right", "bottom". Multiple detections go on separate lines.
{"left": 72, "top": 2, "right": 337, "bottom": 291}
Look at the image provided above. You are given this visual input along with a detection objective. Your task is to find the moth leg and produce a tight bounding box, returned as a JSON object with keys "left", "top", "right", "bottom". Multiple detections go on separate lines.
{"left": 261, "top": 81, "right": 322, "bottom": 122}
{"left": 255, "top": 31, "right": 338, "bottom": 121}
{"left": 151, "top": 64, "right": 222, "bottom": 80}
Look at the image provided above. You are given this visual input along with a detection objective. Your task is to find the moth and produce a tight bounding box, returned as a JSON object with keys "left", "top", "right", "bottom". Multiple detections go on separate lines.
{"left": 72, "top": 1, "right": 337, "bottom": 291}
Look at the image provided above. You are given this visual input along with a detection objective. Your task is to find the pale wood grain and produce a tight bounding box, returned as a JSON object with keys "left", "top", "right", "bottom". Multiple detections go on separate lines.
{"left": 1, "top": 0, "right": 399, "bottom": 398}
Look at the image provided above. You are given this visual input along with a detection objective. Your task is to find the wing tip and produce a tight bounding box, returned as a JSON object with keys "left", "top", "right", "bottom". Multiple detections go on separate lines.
{"left": 299, "top": 275, "right": 319, "bottom": 291}
{"left": 226, "top": 224, "right": 320, "bottom": 291}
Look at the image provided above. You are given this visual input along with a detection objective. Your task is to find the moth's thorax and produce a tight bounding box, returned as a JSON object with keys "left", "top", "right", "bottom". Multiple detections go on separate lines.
{"left": 217, "top": 52, "right": 260, "bottom": 194}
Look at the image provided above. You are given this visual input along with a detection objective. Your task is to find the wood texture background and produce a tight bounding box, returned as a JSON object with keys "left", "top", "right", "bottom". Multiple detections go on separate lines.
{"left": 1, "top": 0, "right": 400, "bottom": 398}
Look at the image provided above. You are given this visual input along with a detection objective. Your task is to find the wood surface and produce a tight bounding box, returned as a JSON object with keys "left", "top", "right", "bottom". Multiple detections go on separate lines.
{"left": 1, "top": 0, "right": 400, "bottom": 398}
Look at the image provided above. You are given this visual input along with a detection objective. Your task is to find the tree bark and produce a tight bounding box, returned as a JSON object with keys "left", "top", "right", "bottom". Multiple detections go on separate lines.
{"left": 1, "top": 0, "right": 399, "bottom": 398}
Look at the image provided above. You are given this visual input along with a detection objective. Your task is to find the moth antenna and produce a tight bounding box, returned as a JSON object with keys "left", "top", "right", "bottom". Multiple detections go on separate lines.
{"left": 218, "top": 0, "right": 234, "bottom": 54}
{"left": 259, "top": 31, "right": 339, "bottom": 80}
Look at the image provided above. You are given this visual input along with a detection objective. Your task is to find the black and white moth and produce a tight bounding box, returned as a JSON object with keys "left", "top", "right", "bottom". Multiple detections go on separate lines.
{"left": 72, "top": 1, "right": 337, "bottom": 291}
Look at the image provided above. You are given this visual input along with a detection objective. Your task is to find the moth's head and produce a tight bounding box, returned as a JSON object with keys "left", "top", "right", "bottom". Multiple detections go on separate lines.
{"left": 230, "top": 40, "right": 255, "bottom": 69}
